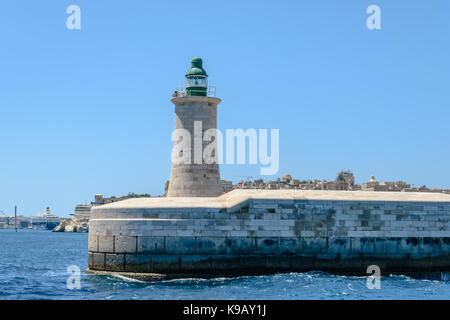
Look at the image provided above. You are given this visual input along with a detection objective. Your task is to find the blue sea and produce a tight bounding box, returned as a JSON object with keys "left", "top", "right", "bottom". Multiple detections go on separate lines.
{"left": 0, "top": 229, "right": 449, "bottom": 300}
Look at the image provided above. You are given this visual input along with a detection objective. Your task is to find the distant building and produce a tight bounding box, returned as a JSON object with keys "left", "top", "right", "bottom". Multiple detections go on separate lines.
{"left": 335, "top": 171, "right": 355, "bottom": 190}
{"left": 0, "top": 214, "right": 30, "bottom": 229}
{"left": 73, "top": 204, "right": 91, "bottom": 221}
{"left": 221, "top": 180, "right": 233, "bottom": 194}
{"left": 92, "top": 193, "right": 151, "bottom": 205}
{"left": 94, "top": 194, "right": 104, "bottom": 205}
{"left": 362, "top": 175, "right": 381, "bottom": 191}
{"left": 229, "top": 172, "right": 449, "bottom": 194}
{"left": 379, "top": 181, "right": 411, "bottom": 192}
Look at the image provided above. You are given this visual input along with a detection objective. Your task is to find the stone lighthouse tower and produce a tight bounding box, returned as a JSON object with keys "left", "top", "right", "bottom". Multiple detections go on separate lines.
{"left": 167, "top": 57, "right": 222, "bottom": 197}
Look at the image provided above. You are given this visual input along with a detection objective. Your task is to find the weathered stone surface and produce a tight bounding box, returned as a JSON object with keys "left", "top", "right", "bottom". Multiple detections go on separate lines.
{"left": 243, "top": 255, "right": 267, "bottom": 272}
{"left": 195, "top": 237, "right": 227, "bottom": 254}
{"left": 211, "top": 255, "right": 239, "bottom": 272}
{"left": 167, "top": 96, "right": 222, "bottom": 197}
{"left": 374, "top": 238, "right": 398, "bottom": 255}
{"left": 124, "top": 254, "right": 151, "bottom": 273}
{"left": 255, "top": 237, "right": 279, "bottom": 254}
{"left": 88, "top": 252, "right": 94, "bottom": 267}
{"left": 441, "top": 238, "right": 450, "bottom": 254}
{"left": 328, "top": 238, "right": 351, "bottom": 254}
{"left": 105, "top": 254, "right": 125, "bottom": 271}
{"left": 98, "top": 235, "right": 114, "bottom": 253}
{"left": 420, "top": 238, "right": 441, "bottom": 256}
{"left": 88, "top": 190, "right": 450, "bottom": 275}
{"left": 151, "top": 255, "right": 180, "bottom": 273}
{"left": 399, "top": 238, "right": 421, "bottom": 256}
{"left": 290, "top": 255, "right": 315, "bottom": 271}
{"left": 227, "top": 237, "right": 253, "bottom": 255}
{"left": 315, "top": 253, "right": 340, "bottom": 271}
{"left": 88, "top": 234, "right": 99, "bottom": 252}
{"left": 180, "top": 255, "right": 212, "bottom": 272}
{"left": 303, "top": 237, "right": 327, "bottom": 253}
{"left": 266, "top": 255, "right": 291, "bottom": 271}
{"left": 357, "top": 237, "right": 376, "bottom": 254}
{"left": 279, "top": 237, "right": 302, "bottom": 254}
{"left": 137, "top": 236, "right": 165, "bottom": 254}
{"left": 166, "top": 237, "right": 195, "bottom": 254}
{"left": 115, "top": 236, "right": 137, "bottom": 253}
{"left": 90, "top": 252, "right": 105, "bottom": 270}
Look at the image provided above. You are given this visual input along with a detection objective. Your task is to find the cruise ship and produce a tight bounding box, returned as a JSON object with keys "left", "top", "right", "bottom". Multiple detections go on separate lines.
{"left": 31, "top": 207, "right": 61, "bottom": 230}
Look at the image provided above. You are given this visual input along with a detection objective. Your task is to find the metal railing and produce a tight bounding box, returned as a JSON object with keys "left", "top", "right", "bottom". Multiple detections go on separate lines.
{"left": 173, "top": 85, "right": 216, "bottom": 98}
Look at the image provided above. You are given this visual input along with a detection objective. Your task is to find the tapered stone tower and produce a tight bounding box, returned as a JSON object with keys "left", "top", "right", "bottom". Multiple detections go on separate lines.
{"left": 167, "top": 57, "right": 222, "bottom": 197}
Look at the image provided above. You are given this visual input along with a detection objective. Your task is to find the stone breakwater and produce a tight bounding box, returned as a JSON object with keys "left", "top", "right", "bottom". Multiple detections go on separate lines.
{"left": 88, "top": 190, "right": 450, "bottom": 277}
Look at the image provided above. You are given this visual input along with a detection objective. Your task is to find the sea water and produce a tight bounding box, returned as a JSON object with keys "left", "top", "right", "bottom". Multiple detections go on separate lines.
{"left": 0, "top": 229, "right": 449, "bottom": 300}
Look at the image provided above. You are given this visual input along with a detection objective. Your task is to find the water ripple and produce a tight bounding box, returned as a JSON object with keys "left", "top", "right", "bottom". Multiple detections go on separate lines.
{"left": 0, "top": 230, "right": 449, "bottom": 300}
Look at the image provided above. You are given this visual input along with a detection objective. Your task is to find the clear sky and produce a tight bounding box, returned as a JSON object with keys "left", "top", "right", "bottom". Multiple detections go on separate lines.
{"left": 0, "top": 1, "right": 449, "bottom": 217}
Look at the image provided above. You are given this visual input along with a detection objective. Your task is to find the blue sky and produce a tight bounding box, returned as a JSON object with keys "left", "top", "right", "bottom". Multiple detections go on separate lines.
{"left": 0, "top": 1, "right": 449, "bottom": 216}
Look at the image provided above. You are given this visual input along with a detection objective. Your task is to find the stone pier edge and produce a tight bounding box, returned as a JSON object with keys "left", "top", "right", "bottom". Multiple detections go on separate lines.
{"left": 88, "top": 235, "right": 450, "bottom": 275}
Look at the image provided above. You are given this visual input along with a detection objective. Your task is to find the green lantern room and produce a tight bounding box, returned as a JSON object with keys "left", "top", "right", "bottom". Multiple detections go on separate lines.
{"left": 185, "top": 57, "right": 208, "bottom": 96}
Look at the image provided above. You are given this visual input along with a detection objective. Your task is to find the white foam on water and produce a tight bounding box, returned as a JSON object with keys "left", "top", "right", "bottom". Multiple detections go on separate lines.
{"left": 111, "top": 274, "right": 146, "bottom": 283}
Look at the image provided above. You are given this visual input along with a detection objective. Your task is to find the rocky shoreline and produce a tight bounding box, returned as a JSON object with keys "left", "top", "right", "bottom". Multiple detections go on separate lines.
{"left": 53, "top": 218, "right": 88, "bottom": 232}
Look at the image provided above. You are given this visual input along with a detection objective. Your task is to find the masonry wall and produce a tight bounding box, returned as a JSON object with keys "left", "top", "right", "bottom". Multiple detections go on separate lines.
{"left": 88, "top": 198, "right": 450, "bottom": 275}
{"left": 167, "top": 96, "right": 222, "bottom": 197}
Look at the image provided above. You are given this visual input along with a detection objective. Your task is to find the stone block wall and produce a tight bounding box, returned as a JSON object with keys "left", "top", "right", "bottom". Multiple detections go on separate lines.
{"left": 88, "top": 198, "right": 450, "bottom": 275}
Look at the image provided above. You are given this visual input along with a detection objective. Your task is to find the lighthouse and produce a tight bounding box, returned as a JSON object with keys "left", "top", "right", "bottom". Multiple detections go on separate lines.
{"left": 88, "top": 57, "right": 450, "bottom": 279}
{"left": 166, "top": 57, "right": 222, "bottom": 197}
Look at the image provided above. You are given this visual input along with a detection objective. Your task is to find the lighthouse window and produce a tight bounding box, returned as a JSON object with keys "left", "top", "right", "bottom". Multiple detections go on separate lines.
{"left": 187, "top": 77, "right": 207, "bottom": 87}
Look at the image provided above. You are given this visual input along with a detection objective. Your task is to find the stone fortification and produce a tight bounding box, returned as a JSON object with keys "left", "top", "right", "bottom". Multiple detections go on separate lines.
{"left": 88, "top": 190, "right": 450, "bottom": 277}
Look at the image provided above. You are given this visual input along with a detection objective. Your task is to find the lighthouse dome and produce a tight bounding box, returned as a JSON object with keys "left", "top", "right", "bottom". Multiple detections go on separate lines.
{"left": 186, "top": 57, "right": 207, "bottom": 77}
